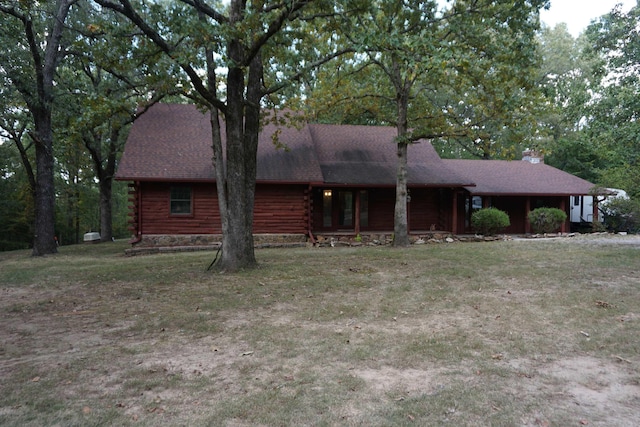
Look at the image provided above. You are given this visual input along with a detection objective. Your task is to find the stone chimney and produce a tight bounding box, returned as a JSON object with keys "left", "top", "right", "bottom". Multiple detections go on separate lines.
{"left": 522, "top": 149, "right": 544, "bottom": 164}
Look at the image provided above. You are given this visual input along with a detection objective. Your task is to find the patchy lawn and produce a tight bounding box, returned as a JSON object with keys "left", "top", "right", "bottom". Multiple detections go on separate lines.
{"left": 1, "top": 235, "right": 639, "bottom": 426}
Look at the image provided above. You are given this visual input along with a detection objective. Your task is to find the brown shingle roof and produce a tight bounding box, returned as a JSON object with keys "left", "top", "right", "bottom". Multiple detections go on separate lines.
{"left": 308, "top": 124, "right": 472, "bottom": 186}
{"left": 116, "top": 103, "right": 472, "bottom": 187}
{"left": 445, "top": 159, "right": 595, "bottom": 196}
{"left": 117, "top": 104, "right": 594, "bottom": 195}
{"left": 116, "top": 103, "right": 324, "bottom": 183}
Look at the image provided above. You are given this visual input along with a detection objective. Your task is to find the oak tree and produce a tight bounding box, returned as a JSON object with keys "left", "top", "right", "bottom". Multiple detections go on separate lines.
{"left": 1, "top": 0, "right": 78, "bottom": 255}
{"left": 308, "top": 0, "right": 548, "bottom": 246}
{"left": 95, "top": 0, "right": 346, "bottom": 271}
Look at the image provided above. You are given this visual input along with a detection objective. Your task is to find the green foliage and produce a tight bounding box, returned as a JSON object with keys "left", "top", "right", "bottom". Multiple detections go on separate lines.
{"left": 601, "top": 198, "right": 640, "bottom": 233}
{"left": 308, "top": 0, "right": 547, "bottom": 158}
{"left": 0, "top": 142, "right": 33, "bottom": 251}
{"left": 528, "top": 207, "right": 567, "bottom": 234}
{"left": 579, "top": 4, "right": 640, "bottom": 200}
{"left": 471, "top": 208, "right": 510, "bottom": 236}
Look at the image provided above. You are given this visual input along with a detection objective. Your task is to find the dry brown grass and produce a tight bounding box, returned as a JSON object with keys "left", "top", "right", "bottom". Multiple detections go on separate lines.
{"left": 1, "top": 234, "right": 639, "bottom": 426}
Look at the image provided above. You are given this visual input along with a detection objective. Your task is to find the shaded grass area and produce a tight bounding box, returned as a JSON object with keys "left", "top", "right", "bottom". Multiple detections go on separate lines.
{"left": 1, "top": 237, "right": 639, "bottom": 426}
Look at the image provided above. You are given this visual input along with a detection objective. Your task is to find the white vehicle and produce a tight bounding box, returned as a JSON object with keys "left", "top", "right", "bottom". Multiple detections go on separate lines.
{"left": 570, "top": 188, "right": 629, "bottom": 224}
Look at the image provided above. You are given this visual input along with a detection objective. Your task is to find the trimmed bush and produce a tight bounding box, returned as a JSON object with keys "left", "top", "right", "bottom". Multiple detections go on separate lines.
{"left": 471, "top": 208, "right": 510, "bottom": 236}
{"left": 528, "top": 207, "right": 567, "bottom": 234}
{"left": 601, "top": 197, "right": 640, "bottom": 233}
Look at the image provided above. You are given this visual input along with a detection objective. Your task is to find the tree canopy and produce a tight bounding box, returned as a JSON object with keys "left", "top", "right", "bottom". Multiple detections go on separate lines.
{"left": 306, "top": 0, "right": 549, "bottom": 246}
{"left": 1, "top": 0, "right": 639, "bottom": 256}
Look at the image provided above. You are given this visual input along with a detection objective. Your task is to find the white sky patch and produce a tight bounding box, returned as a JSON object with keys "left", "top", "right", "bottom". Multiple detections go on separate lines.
{"left": 540, "top": 0, "right": 637, "bottom": 37}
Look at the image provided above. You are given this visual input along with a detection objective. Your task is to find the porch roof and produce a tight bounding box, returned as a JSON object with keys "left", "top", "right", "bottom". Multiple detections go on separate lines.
{"left": 445, "top": 159, "right": 596, "bottom": 196}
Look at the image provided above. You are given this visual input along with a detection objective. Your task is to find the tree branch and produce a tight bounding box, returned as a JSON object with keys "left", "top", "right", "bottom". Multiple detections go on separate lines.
{"left": 94, "top": 0, "right": 226, "bottom": 111}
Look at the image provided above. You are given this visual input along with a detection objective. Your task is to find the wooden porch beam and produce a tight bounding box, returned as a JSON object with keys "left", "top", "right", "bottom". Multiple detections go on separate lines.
{"left": 451, "top": 190, "right": 458, "bottom": 235}
{"left": 525, "top": 197, "right": 531, "bottom": 234}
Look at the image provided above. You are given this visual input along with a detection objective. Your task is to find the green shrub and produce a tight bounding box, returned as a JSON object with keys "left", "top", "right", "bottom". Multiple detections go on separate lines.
{"left": 602, "top": 197, "right": 640, "bottom": 233}
{"left": 528, "top": 207, "right": 567, "bottom": 234}
{"left": 471, "top": 208, "right": 510, "bottom": 236}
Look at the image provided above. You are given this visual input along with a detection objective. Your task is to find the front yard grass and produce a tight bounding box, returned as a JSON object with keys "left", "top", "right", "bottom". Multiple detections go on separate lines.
{"left": 1, "top": 236, "right": 639, "bottom": 426}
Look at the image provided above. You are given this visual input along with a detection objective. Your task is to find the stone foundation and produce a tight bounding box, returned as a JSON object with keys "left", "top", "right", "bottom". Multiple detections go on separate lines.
{"left": 126, "top": 233, "right": 309, "bottom": 255}
{"left": 136, "top": 233, "right": 308, "bottom": 247}
{"left": 125, "top": 232, "right": 516, "bottom": 256}
{"left": 313, "top": 232, "right": 467, "bottom": 246}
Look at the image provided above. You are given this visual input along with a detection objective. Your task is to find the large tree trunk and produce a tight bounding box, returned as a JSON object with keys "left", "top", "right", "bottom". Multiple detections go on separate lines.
{"left": 99, "top": 178, "right": 113, "bottom": 242}
{"left": 393, "top": 141, "right": 410, "bottom": 247}
{"left": 393, "top": 72, "right": 411, "bottom": 248}
{"left": 211, "top": 29, "right": 258, "bottom": 271}
{"left": 31, "top": 110, "right": 57, "bottom": 255}
{"left": 10, "top": 0, "right": 75, "bottom": 255}
{"left": 98, "top": 129, "right": 119, "bottom": 242}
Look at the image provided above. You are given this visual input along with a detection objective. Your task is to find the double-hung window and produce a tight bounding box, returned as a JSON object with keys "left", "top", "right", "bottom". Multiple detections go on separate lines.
{"left": 170, "top": 186, "right": 192, "bottom": 215}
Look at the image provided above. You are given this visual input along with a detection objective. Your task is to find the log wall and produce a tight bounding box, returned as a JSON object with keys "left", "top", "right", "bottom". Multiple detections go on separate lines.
{"left": 138, "top": 182, "right": 308, "bottom": 235}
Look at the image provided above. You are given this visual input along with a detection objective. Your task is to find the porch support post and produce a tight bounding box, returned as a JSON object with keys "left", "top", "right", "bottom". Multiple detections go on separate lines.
{"left": 354, "top": 190, "right": 361, "bottom": 235}
{"left": 560, "top": 197, "right": 567, "bottom": 233}
{"left": 451, "top": 189, "right": 458, "bottom": 235}
{"left": 306, "top": 185, "right": 316, "bottom": 244}
{"left": 407, "top": 190, "right": 411, "bottom": 235}
{"left": 592, "top": 196, "right": 599, "bottom": 222}
{"left": 525, "top": 197, "right": 531, "bottom": 234}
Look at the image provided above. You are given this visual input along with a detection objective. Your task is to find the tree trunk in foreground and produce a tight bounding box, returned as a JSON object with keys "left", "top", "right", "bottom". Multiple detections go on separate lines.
{"left": 393, "top": 140, "right": 410, "bottom": 247}
{"left": 393, "top": 74, "right": 411, "bottom": 248}
{"left": 31, "top": 111, "right": 58, "bottom": 255}
{"left": 209, "top": 53, "right": 260, "bottom": 272}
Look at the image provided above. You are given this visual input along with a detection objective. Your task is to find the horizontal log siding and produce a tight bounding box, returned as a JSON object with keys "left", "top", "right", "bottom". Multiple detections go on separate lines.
{"left": 366, "top": 188, "right": 395, "bottom": 231}
{"left": 409, "top": 188, "right": 441, "bottom": 231}
{"left": 252, "top": 184, "right": 308, "bottom": 234}
{"left": 138, "top": 182, "right": 307, "bottom": 235}
{"left": 140, "top": 182, "right": 220, "bottom": 235}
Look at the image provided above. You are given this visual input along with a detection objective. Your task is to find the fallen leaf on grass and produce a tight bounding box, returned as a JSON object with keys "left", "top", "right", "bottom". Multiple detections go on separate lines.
{"left": 31, "top": 376, "right": 40, "bottom": 382}
{"left": 241, "top": 351, "right": 254, "bottom": 356}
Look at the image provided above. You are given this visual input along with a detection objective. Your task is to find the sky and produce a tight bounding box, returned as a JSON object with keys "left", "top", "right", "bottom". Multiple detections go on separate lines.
{"left": 540, "top": 0, "right": 637, "bottom": 37}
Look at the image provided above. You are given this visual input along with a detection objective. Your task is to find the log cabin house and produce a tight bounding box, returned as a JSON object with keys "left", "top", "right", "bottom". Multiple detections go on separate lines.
{"left": 116, "top": 104, "right": 597, "bottom": 247}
